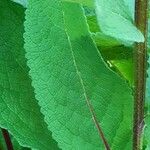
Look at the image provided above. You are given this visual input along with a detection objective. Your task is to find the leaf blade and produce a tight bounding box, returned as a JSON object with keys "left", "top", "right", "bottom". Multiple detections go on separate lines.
{"left": 0, "top": 1, "right": 59, "bottom": 149}
{"left": 24, "top": 1, "right": 133, "bottom": 149}
{"left": 95, "top": 0, "right": 144, "bottom": 42}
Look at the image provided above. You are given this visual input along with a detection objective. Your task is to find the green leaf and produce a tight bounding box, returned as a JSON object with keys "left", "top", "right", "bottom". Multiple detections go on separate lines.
{"left": 64, "top": 0, "right": 94, "bottom": 7}
{"left": 96, "top": 44, "right": 134, "bottom": 85}
{"left": 99, "top": 45, "right": 134, "bottom": 86}
{"left": 123, "top": 0, "right": 135, "bottom": 19}
{"left": 12, "top": 0, "right": 27, "bottom": 7}
{"left": 25, "top": 1, "right": 133, "bottom": 149}
{"left": 0, "top": 1, "right": 59, "bottom": 149}
{"left": 86, "top": 16, "right": 100, "bottom": 33}
{"left": 87, "top": 15, "right": 134, "bottom": 47}
{"left": 110, "top": 59, "right": 134, "bottom": 85}
{"left": 93, "top": 32, "right": 122, "bottom": 47}
{"left": 144, "top": 57, "right": 150, "bottom": 149}
{"left": 12, "top": 0, "right": 93, "bottom": 8}
{"left": 95, "top": 0, "right": 144, "bottom": 42}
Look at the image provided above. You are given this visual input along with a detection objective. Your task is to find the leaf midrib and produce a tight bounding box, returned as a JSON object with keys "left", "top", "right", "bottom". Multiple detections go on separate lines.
{"left": 61, "top": 2, "right": 109, "bottom": 149}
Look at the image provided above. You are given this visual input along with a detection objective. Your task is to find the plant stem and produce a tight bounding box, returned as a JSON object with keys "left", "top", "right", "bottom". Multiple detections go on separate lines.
{"left": 1, "top": 128, "right": 14, "bottom": 150}
{"left": 133, "top": 0, "right": 148, "bottom": 150}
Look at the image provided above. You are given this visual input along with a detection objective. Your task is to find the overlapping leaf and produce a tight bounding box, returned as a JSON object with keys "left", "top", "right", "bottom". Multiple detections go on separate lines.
{"left": 24, "top": 0, "right": 133, "bottom": 149}
{"left": 0, "top": 0, "right": 59, "bottom": 149}
{"left": 12, "top": 0, "right": 93, "bottom": 8}
{"left": 95, "top": 0, "right": 144, "bottom": 42}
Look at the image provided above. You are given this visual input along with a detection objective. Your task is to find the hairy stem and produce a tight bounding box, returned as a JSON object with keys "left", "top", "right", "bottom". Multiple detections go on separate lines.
{"left": 133, "top": 0, "right": 148, "bottom": 149}
{"left": 1, "top": 128, "right": 14, "bottom": 150}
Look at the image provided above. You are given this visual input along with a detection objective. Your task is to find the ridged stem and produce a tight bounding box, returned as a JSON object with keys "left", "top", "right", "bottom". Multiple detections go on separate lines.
{"left": 133, "top": 0, "right": 148, "bottom": 149}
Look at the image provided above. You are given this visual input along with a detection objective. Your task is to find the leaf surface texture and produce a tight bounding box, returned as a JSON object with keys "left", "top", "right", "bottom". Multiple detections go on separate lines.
{"left": 95, "top": 0, "right": 144, "bottom": 42}
{"left": 25, "top": 0, "right": 133, "bottom": 149}
{"left": 0, "top": 1, "right": 59, "bottom": 149}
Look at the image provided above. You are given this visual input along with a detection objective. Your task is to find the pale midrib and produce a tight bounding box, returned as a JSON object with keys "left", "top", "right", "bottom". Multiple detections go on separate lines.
{"left": 61, "top": 3, "right": 110, "bottom": 150}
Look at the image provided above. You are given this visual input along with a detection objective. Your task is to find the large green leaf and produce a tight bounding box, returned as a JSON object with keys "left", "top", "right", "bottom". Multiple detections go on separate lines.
{"left": 24, "top": 0, "right": 133, "bottom": 149}
{"left": 0, "top": 0, "right": 59, "bottom": 149}
{"left": 95, "top": 0, "right": 144, "bottom": 42}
